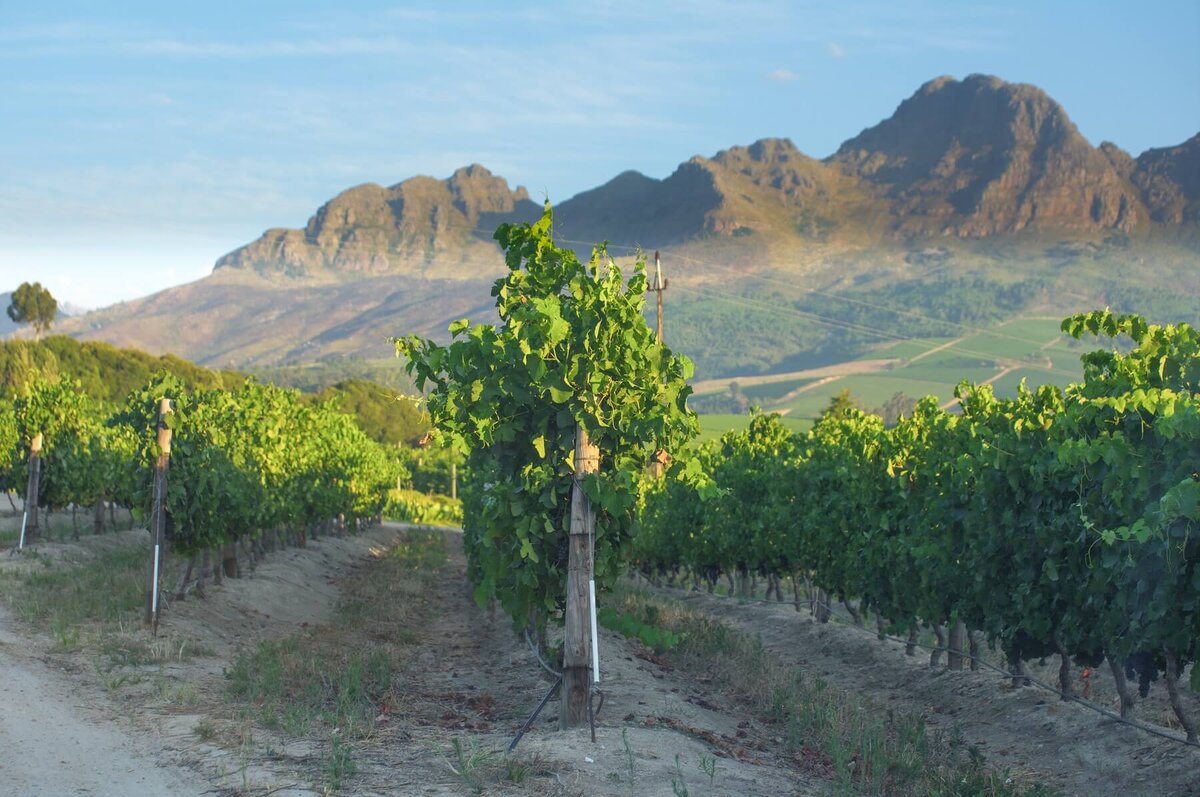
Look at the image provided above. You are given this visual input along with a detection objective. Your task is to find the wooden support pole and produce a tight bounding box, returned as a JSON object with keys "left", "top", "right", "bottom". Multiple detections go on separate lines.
{"left": 450, "top": 462, "right": 458, "bottom": 501}
{"left": 649, "top": 251, "right": 669, "bottom": 479}
{"left": 145, "top": 399, "right": 172, "bottom": 630}
{"left": 23, "top": 433, "right": 43, "bottom": 544}
{"left": 561, "top": 425, "right": 599, "bottom": 730}
{"left": 947, "top": 619, "right": 966, "bottom": 670}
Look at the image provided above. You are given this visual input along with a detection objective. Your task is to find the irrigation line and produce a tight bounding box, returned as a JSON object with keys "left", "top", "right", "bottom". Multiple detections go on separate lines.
{"left": 524, "top": 628, "right": 561, "bottom": 678}
{"left": 508, "top": 676, "right": 562, "bottom": 753}
{"left": 699, "top": 587, "right": 1198, "bottom": 749}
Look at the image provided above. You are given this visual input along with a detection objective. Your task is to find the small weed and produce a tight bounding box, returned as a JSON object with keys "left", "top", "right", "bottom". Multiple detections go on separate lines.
{"left": 321, "top": 734, "right": 356, "bottom": 792}
{"left": 100, "top": 671, "right": 143, "bottom": 692}
{"left": 193, "top": 718, "right": 218, "bottom": 741}
{"left": 622, "top": 727, "right": 636, "bottom": 785}
{"left": 441, "top": 736, "right": 496, "bottom": 794}
{"left": 0, "top": 545, "right": 145, "bottom": 629}
{"left": 671, "top": 754, "right": 690, "bottom": 797}
{"left": 50, "top": 618, "right": 81, "bottom": 651}
{"left": 698, "top": 754, "right": 718, "bottom": 785}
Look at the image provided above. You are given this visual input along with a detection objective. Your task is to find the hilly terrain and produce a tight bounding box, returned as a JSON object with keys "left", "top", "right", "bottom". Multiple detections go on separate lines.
{"left": 53, "top": 74, "right": 1200, "bottom": 384}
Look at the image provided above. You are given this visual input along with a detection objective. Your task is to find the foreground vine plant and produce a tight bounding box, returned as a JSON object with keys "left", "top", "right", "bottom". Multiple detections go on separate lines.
{"left": 396, "top": 204, "right": 700, "bottom": 634}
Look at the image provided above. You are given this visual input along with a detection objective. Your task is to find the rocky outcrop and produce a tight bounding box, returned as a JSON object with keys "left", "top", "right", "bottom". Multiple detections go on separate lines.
{"left": 830, "top": 74, "right": 1146, "bottom": 235}
{"left": 214, "top": 165, "right": 538, "bottom": 278}
{"left": 1133, "top": 134, "right": 1200, "bottom": 223}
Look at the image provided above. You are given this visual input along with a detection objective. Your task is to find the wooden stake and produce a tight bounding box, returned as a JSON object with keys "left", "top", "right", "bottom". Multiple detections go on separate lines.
{"left": 23, "top": 433, "right": 43, "bottom": 543}
{"left": 648, "top": 251, "right": 668, "bottom": 479}
{"left": 947, "top": 619, "right": 965, "bottom": 670}
{"left": 145, "top": 399, "right": 172, "bottom": 630}
{"left": 652, "top": 251, "right": 667, "bottom": 346}
{"left": 561, "top": 425, "right": 599, "bottom": 730}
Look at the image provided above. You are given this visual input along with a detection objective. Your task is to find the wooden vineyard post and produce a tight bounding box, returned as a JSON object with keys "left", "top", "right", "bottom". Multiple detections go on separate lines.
{"left": 21, "top": 432, "right": 43, "bottom": 546}
{"left": 947, "top": 620, "right": 966, "bottom": 670}
{"left": 561, "top": 426, "right": 599, "bottom": 730}
{"left": 649, "top": 251, "right": 669, "bottom": 479}
{"left": 450, "top": 462, "right": 457, "bottom": 501}
{"left": 144, "top": 399, "right": 172, "bottom": 630}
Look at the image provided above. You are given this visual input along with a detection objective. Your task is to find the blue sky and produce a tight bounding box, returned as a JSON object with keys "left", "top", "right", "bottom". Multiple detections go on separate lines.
{"left": 2, "top": 1, "right": 1198, "bottom": 307}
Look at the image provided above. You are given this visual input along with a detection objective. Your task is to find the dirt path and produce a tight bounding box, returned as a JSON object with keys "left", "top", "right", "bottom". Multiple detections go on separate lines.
{"left": 690, "top": 358, "right": 899, "bottom": 396}
{"left": 666, "top": 589, "right": 1200, "bottom": 797}
{"left": 0, "top": 609, "right": 211, "bottom": 796}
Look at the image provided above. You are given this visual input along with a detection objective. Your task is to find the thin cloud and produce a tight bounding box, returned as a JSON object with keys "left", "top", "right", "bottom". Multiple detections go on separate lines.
{"left": 131, "top": 37, "right": 413, "bottom": 58}
{"left": 767, "top": 68, "right": 799, "bottom": 82}
{"left": 827, "top": 42, "right": 846, "bottom": 58}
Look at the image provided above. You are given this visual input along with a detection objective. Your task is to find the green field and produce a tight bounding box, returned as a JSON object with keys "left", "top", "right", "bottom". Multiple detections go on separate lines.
{"left": 694, "top": 317, "right": 1088, "bottom": 429}
{"left": 696, "top": 413, "right": 811, "bottom": 443}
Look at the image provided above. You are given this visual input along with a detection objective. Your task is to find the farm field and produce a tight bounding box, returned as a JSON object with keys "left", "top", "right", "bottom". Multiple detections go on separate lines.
{"left": 696, "top": 317, "right": 1087, "bottom": 428}
{"left": 1, "top": 513, "right": 1195, "bottom": 796}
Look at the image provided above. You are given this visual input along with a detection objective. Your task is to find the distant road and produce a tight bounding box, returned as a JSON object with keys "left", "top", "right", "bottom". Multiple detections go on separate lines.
{"left": 691, "top": 358, "right": 900, "bottom": 396}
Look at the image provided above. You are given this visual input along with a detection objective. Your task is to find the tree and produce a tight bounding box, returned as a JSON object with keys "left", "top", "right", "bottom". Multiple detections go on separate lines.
{"left": 819, "top": 388, "right": 859, "bottom": 420}
{"left": 7, "top": 282, "right": 58, "bottom": 339}
{"left": 875, "top": 391, "right": 917, "bottom": 427}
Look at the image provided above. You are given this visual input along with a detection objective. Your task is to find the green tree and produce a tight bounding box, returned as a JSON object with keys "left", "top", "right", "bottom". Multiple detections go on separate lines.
{"left": 7, "top": 282, "right": 58, "bottom": 339}
{"left": 819, "top": 387, "right": 859, "bottom": 420}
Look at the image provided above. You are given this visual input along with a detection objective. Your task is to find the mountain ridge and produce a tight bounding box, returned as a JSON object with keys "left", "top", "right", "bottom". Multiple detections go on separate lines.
{"left": 51, "top": 74, "right": 1200, "bottom": 379}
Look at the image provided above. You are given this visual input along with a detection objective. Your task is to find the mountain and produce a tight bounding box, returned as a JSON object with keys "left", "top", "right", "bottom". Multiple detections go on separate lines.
{"left": 215, "top": 164, "right": 541, "bottom": 279}
{"left": 830, "top": 74, "right": 1146, "bottom": 235}
{"left": 52, "top": 74, "right": 1200, "bottom": 379}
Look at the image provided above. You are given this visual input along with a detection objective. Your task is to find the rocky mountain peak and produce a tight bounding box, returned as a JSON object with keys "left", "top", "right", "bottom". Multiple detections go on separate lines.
{"left": 1133, "top": 133, "right": 1200, "bottom": 223}
{"left": 445, "top": 164, "right": 532, "bottom": 222}
{"left": 830, "top": 74, "right": 1143, "bottom": 235}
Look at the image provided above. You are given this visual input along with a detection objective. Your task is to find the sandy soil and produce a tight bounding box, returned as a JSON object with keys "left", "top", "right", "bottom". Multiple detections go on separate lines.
{"left": 0, "top": 521, "right": 820, "bottom": 796}
{"left": 0, "top": 605, "right": 212, "bottom": 796}
{"left": 155, "top": 526, "right": 817, "bottom": 796}
{"left": 664, "top": 588, "right": 1200, "bottom": 797}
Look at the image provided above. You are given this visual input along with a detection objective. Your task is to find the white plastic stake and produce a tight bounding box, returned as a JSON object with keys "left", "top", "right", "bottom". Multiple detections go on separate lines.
{"left": 18, "top": 511, "right": 27, "bottom": 550}
{"left": 589, "top": 579, "right": 600, "bottom": 683}
{"left": 151, "top": 543, "right": 161, "bottom": 616}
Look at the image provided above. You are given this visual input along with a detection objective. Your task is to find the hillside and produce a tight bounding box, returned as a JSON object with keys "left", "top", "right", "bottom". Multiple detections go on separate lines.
{"left": 51, "top": 74, "right": 1200, "bottom": 381}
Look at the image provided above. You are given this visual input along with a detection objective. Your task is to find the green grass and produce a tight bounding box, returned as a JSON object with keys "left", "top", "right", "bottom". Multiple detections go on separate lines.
{"left": 696, "top": 414, "right": 810, "bottom": 443}
{"left": 0, "top": 542, "right": 212, "bottom": 670}
{"left": 867, "top": 337, "right": 957, "bottom": 360}
{"left": 0, "top": 545, "right": 146, "bottom": 627}
{"left": 739, "top": 377, "right": 817, "bottom": 401}
{"left": 225, "top": 635, "right": 393, "bottom": 737}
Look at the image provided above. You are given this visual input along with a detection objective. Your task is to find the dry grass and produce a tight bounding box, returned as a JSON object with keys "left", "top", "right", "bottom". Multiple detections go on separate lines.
{"left": 613, "top": 585, "right": 1059, "bottom": 797}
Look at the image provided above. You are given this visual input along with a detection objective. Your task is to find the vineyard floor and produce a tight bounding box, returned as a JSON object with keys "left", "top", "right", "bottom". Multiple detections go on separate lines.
{"left": 656, "top": 586, "right": 1200, "bottom": 797}
{"left": 0, "top": 522, "right": 819, "bottom": 796}
{"left": 0, "top": 604, "right": 212, "bottom": 795}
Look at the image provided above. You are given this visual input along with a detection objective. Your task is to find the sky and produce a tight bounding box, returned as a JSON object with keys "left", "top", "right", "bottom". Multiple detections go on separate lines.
{"left": 2, "top": 1, "right": 1198, "bottom": 308}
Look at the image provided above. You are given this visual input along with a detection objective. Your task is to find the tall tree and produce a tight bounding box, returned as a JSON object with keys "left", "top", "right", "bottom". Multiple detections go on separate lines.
{"left": 6, "top": 282, "right": 58, "bottom": 339}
